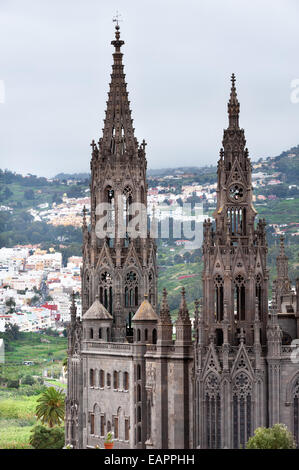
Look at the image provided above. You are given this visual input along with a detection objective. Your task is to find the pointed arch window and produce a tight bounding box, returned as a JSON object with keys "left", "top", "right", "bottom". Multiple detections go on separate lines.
{"left": 126, "top": 312, "right": 133, "bottom": 337}
{"left": 99, "top": 271, "right": 113, "bottom": 313}
{"left": 105, "top": 186, "right": 115, "bottom": 245}
{"left": 113, "top": 371, "right": 119, "bottom": 390}
{"left": 123, "top": 186, "right": 133, "bottom": 239}
{"left": 99, "top": 369, "right": 105, "bottom": 388}
{"left": 234, "top": 275, "right": 246, "bottom": 321}
{"left": 123, "top": 372, "right": 129, "bottom": 391}
{"left": 152, "top": 329, "right": 157, "bottom": 345}
{"left": 120, "top": 125, "right": 126, "bottom": 154}
{"left": 89, "top": 369, "right": 94, "bottom": 387}
{"left": 204, "top": 372, "right": 221, "bottom": 449}
{"left": 227, "top": 207, "right": 244, "bottom": 236}
{"left": 110, "top": 127, "right": 116, "bottom": 153}
{"left": 214, "top": 275, "right": 224, "bottom": 321}
{"left": 232, "top": 372, "right": 252, "bottom": 448}
{"left": 125, "top": 271, "right": 138, "bottom": 307}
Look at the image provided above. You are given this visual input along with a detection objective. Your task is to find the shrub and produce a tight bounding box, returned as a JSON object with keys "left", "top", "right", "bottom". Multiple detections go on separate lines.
{"left": 29, "top": 425, "right": 65, "bottom": 449}
{"left": 7, "top": 379, "right": 19, "bottom": 389}
{"left": 22, "top": 375, "right": 35, "bottom": 386}
{"left": 246, "top": 423, "right": 296, "bottom": 449}
{"left": 18, "top": 384, "right": 47, "bottom": 396}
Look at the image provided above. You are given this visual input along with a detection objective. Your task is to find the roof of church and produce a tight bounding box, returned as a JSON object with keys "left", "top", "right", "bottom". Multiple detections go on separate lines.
{"left": 83, "top": 297, "right": 113, "bottom": 321}
{"left": 132, "top": 295, "right": 159, "bottom": 322}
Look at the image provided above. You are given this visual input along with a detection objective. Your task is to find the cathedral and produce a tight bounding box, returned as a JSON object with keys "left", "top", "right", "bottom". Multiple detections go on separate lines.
{"left": 65, "top": 25, "right": 299, "bottom": 449}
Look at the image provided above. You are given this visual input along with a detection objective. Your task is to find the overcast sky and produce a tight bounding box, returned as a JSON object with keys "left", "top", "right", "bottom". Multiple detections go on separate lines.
{"left": 0, "top": 0, "right": 298, "bottom": 176}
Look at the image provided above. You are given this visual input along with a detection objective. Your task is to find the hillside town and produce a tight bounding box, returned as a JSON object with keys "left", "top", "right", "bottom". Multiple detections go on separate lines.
{"left": 0, "top": 151, "right": 298, "bottom": 334}
{"left": 0, "top": 246, "right": 81, "bottom": 333}
{"left": 25, "top": 152, "right": 299, "bottom": 238}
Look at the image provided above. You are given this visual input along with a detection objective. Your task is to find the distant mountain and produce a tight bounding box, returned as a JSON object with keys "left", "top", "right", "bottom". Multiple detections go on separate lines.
{"left": 147, "top": 166, "right": 217, "bottom": 177}
{"left": 54, "top": 172, "right": 90, "bottom": 182}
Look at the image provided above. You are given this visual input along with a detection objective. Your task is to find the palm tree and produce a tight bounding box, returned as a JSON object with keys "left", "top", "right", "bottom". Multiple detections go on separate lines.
{"left": 36, "top": 387, "right": 65, "bottom": 428}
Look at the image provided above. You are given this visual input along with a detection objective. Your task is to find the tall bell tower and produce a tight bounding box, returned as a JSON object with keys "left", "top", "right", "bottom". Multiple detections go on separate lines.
{"left": 81, "top": 24, "right": 157, "bottom": 342}
{"left": 201, "top": 74, "right": 269, "bottom": 347}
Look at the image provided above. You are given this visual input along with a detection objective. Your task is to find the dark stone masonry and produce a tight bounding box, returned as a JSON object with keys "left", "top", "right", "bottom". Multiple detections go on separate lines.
{"left": 65, "top": 25, "right": 299, "bottom": 449}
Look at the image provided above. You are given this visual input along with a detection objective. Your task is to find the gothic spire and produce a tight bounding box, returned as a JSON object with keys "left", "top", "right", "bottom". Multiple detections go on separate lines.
{"left": 175, "top": 288, "right": 192, "bottom": 345}
{"left": 227, "top": 73, "right": 240, "bottom": 129}
{"left": 157, "top": 288, "right": 173, "bottom": 345}
{"left": 101, "top": 24, "right": 137, "bottom": 158}
{"left": 160, "top": 288, "right": 172, "bottom": 324}
{"left": 276, "top": 235, "right": 289, "bottom": 280}
{"left": 70, "top": 291, "right": 77, "bottom": 324}
{"left": 177, "top": 287, "right": 191, "bottom": 324}
{"left": 279, "top": 235, "right": 287, "bottom": 258}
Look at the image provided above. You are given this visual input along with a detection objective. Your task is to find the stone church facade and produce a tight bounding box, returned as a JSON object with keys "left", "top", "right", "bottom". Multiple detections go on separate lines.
{"left": 65, "top": 26, "right": 299, "bottom": 449}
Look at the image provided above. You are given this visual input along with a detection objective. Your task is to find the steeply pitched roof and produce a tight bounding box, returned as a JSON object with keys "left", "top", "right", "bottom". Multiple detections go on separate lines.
{"left": 132, "top": 296, "right": 159, "bottom": 322}
{"left": 83, "top": 298, "right": 113, "bottom": 321}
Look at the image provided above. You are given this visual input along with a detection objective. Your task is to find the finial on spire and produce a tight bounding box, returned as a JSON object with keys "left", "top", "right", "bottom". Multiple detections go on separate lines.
{"left": 177, "top": 287, "right": 191, "bottom": 324}
{"left": 231, "top": 73, "right": 236, "bottom": 88}
{"left": 111, "top": 12, "right": 124, "bottom": 51}
{"left": 228, "top": 73, "right": 240, "bottom": 129}
{"left": 160, "top": 288, "right": 172, "bottom": 324}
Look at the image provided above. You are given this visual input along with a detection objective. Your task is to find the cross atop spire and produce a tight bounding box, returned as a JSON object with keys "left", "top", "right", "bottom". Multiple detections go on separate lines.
{"left": 99, "top": 23, "right": 139, "bottom": 159}
{"left": 112, "top": 11, "right": 122, "bottom": 27}
{"left": 111, "top": 15, "right": 124, "bottom": 52}
{"left": 227, "top": 73, "right": 240, "bottom": 129}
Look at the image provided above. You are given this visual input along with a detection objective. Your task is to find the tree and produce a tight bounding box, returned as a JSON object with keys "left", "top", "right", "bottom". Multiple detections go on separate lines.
{"left": 174, "top": 254, "right": 183, "bottom": 264}
{"left": 5, "top": 297, "right": 16, "bottom": 313}
{"left": 4, "top": 323, "right": 20, "bottom": 341}
{"left": 44, "top": 328, "right": 59, "bottom": 337}
{"left": 35, "top": 387, "right": 65, "bottom": 428}
{"left": 24, "top": 189, "right": 35, "bottom": 200}
{"left": 7, "top": 379, "right": 19, "bottom": 389}
{"left": 29, "top": 425, "right": 65, "bottom": 449}
{"left": 183, "top": 251, "right": 191, "bottom": 263}
{"left": 246, "top": 423, "right": 296, "bottom": 449}
{"left": 22, "top": 375, "right": 35, "bottom": 386}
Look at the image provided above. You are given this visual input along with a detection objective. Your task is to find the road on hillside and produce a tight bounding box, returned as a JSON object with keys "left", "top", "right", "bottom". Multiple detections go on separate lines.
{"left": 44, "top": 380, "right": 66, "bottom": 394}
